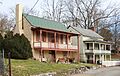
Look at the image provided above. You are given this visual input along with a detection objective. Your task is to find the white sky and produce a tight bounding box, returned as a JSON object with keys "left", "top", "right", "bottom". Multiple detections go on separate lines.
{"left": 0, "top": 0, "right": 120, "bottom": 16}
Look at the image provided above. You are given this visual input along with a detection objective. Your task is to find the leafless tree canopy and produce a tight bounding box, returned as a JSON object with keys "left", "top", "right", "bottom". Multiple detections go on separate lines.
{"left": 41, "top": 0, "right": 67, "bottom": 22}
{"left": 0, "top": 14, "right": 14, "bottom": 35}
{"left": 65, "top": 0, "right": 119, "bottom": 29}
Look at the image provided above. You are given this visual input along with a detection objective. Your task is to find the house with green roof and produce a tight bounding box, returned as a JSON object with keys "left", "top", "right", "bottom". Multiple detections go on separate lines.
{"left": 68, "top": 25, "right": 111, "bottom": 64}
{"left": 13, "top": 4, "right": 80, "bottom": 63}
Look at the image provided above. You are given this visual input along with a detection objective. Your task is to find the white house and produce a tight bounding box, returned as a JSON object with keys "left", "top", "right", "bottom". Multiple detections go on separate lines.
{"left": 69, "top": 26, "right": 111, "bottom": 64}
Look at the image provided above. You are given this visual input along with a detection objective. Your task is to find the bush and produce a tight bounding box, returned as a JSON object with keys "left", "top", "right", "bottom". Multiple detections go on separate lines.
{"left": 3, "top": 32, "right": 33, "bottom": 59}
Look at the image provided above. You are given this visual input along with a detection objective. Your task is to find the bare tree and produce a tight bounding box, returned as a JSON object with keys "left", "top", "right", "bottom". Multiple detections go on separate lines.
{"left": 110, "top": 12, "right": 120, "bottom": 52}
{"left": 65, "top": 0, "right": 118, "bottom": 29}
{"left": 41, "top": 0, "right": 66, "bottom": 22}
{"left": 0, "top": 14, "right": 14, "bottom": 36}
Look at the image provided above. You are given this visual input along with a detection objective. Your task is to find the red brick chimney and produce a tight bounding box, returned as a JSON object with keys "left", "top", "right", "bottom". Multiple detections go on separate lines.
{"left": 89, "top": 26, "right": 96, "bottom": 32}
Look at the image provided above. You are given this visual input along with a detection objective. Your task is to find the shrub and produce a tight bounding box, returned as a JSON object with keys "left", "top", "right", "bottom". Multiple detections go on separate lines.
{"left": 3, "top": 32, "right": 32, "bottom": 59}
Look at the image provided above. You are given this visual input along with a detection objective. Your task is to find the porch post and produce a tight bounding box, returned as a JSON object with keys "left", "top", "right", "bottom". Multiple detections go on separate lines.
{"left": 102, "top": 55, "right": 104, "bottom": 61}
{"left": 39, "top": 30, "right": 42, "bottom": 62}
{"left": 93, "top": 54, "right": 95, "bottom": 64}
{"left": 99, "top": 54, "right": 102, "bottom": 62}
{"left": 110, "top": 45, "right": 111, "bottom": 51}
{"left": 40, "top": 49, "right": 43, "bottom": 62}
{"left": 105, "top": 44, "right": 106, "bottom": 50}
{"left": 99, "top": 43, "right": 101, "bottom": 50}
{"left": 77, "top": 35, "right": 80, "bottom": 62}
{"left": 40, "top": 30, "right": 42, "bottom": 47}
{"left": 93, "top": 42, "right": 94, "bottom": 50}
{"left": 54, "top": 32, "right": 57, "bottom": 62}
{"left": 33, "top": 31, "right": 34, "bottom": 46}
{"left": 110, "top": 44, "right": 111, "bottom": 61}
{"left": 105, "top": 55, "right": 107, "bottom": 61}
{"left": 110, "top": 55, "right": 111, "bottom": 61}
{"left": 92, "top": 42, "right": 95, "bottom": 63}
{"left": 67, "top": 35, "right": 69, "bottom": 49}
{"left": 54, "top": 32, "right": 56, "bottom": 48}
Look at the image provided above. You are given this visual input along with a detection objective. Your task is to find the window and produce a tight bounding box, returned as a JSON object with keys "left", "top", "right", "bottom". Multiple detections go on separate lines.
{"left": 56, "top": 34, "right": 59, "bottom": 43}
{"left": 42, "top": 32, "right": 46, "bottom": 42}
{"left": 95, "top": 43, "right": 99, "bottom": 50}
{"left": 106, "top": 45, "right": 110, "bottom": 50}
{"left": 60, "top": 34, "right": 63, "bottom": 44}
{"left": 36, "top": 31, "right": 40, "bottom": 41}
{"left": 87, "top": 43, "right": 89, "bottom": 50}
{"left": 87, "top": 43, "right": 93, "bottom": 50}
{"left": 48, "top": 33, "right": 54, "bottom": 43}
{"left": 64, "top": 35, "right": 67, "bottom": 44}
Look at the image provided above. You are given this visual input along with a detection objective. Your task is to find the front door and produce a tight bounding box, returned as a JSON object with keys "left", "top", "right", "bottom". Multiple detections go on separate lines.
{"left": 87, "top": 55, "right": 93, "bottom": 63}
{"left": 49, "top": 50, "right": 56, "bottom": 62}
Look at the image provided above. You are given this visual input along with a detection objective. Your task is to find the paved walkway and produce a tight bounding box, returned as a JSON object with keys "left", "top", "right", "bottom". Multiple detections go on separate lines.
{"left": 72, "top": 66, "right": 120, "bottom": 76}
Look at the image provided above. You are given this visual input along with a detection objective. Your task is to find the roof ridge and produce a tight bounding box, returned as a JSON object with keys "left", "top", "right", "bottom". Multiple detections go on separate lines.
{"left": 72, "top": 26, "right": 103, "bottom": 38}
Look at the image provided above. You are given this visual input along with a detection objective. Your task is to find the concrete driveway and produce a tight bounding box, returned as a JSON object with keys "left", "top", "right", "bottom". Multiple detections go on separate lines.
{"left": 72, "top": 66, "right": 120, "bottom": 76}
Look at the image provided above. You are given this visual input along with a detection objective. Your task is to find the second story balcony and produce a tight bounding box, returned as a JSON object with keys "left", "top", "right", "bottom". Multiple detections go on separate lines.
{"left": 84, "top": 41, "right": 111, "bottom": 54}
{"left": 34, "top": 42, "right": 77, "bottom": 50}
{"left": 33, "top": 29, "right": 78, "bottom": 50}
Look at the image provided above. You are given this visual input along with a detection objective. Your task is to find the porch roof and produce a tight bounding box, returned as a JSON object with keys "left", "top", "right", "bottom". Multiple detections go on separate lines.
{"left": 84, "top": 40, "right": 112, "bottom": 44}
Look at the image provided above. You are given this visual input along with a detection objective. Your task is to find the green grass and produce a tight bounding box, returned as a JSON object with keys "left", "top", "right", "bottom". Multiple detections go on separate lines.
{"left": 5, "top": 59, "right": 96, "bottom": 76}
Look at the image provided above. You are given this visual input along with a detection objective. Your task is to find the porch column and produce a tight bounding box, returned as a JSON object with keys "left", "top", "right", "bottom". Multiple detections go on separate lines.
{"left": 40, "top": 49, "right": 43, "bottom": 62}
{"left": 33, "top": 31, "right": 34, "bottom": 47}
{"left": 40, "top": 30, "right": 42, "bottom": 47}
{"left": 54, "top": 32, "right": 56, "bottom": 48}
{"left": 67, "top": 35, "right": 69, "bottom": 49}
{"left": 58, "top": 33, "right": 60, "bottom": 48}
{"left": 77, "top": 35, "right": 80, "bottom": 62}
{"left": 105, "top": 44, "right": 106, "bottom": 50}
{"left": 93, "top": 42, "right": 94, "bottom": 50}
{"left": 93, "top": 54, "right": 95, "bottom": 64}
{"left": 99, "top": 54, "right": 102, "bottom": 62}
{"left": 110, "top": 55, "right": 111, "bottom": 61}
{"left": 110, "top": 45, "right": 111, "bottom": 51}
{"left": 99, "top": 43, "right": 101, "bottom": 50}
{"left": 92, "top": 42, "right": 95, "bottom": 63}
{"left": 105, "top": 55, "right": 107, "bottom": 61}
{"left": 102, "top": 55, "right": 104, "bottom": 61}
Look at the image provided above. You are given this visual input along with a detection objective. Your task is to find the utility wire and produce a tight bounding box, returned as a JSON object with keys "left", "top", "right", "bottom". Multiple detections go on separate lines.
{"left": 26, "top": 0, "right": 39, "bottom": 15}
{"left": 15, "top": 0, "right": 39, "bottom": 26}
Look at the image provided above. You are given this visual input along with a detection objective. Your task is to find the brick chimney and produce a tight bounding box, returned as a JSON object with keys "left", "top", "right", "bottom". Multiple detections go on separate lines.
{"left": 16, "top": 4, "right": 23, "bottom": 35}
{"left": 89, "top": 26, "right": 96, "bottom": 32}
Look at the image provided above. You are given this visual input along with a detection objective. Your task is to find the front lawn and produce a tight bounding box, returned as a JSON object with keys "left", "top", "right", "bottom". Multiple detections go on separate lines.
{"left": 5, "top": 59, "right": 96, "bottom": 76}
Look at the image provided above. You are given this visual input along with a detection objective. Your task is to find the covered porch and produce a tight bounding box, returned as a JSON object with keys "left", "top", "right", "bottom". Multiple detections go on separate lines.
{"left": 86, "top": 53, "right": 111, "bottom": 64}
{"left": 84, "top": 40, "right": 111, "bottom": 64}
{"left": 34, "top": 48, "right": 78, "bottom": 63}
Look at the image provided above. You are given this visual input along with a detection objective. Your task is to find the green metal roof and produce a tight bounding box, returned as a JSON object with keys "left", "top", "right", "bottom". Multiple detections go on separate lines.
{"left": 23, "top": 14, "right": 73, "bottom": 33}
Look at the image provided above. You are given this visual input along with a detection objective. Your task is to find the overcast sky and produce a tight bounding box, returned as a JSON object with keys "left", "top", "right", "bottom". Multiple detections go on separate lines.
{"left": 0, "top": 0, "right": 120, "bottom": 16}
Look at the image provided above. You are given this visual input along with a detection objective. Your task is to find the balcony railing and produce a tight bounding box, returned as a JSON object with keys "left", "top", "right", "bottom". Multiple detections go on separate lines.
{"left": 68, "top": 45, "right": 77, "bottom": 49}
{"left": 59, "top": 44, "right": 67, "bottom": 49}
{"left": 85, "top": 49, "right": 111, "bottom": 54}
{"left": 34, "top": 42, "right": 41, "bottom": 48}
{"left": 34, "top": 42, "right": 77, "bottom": 50}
